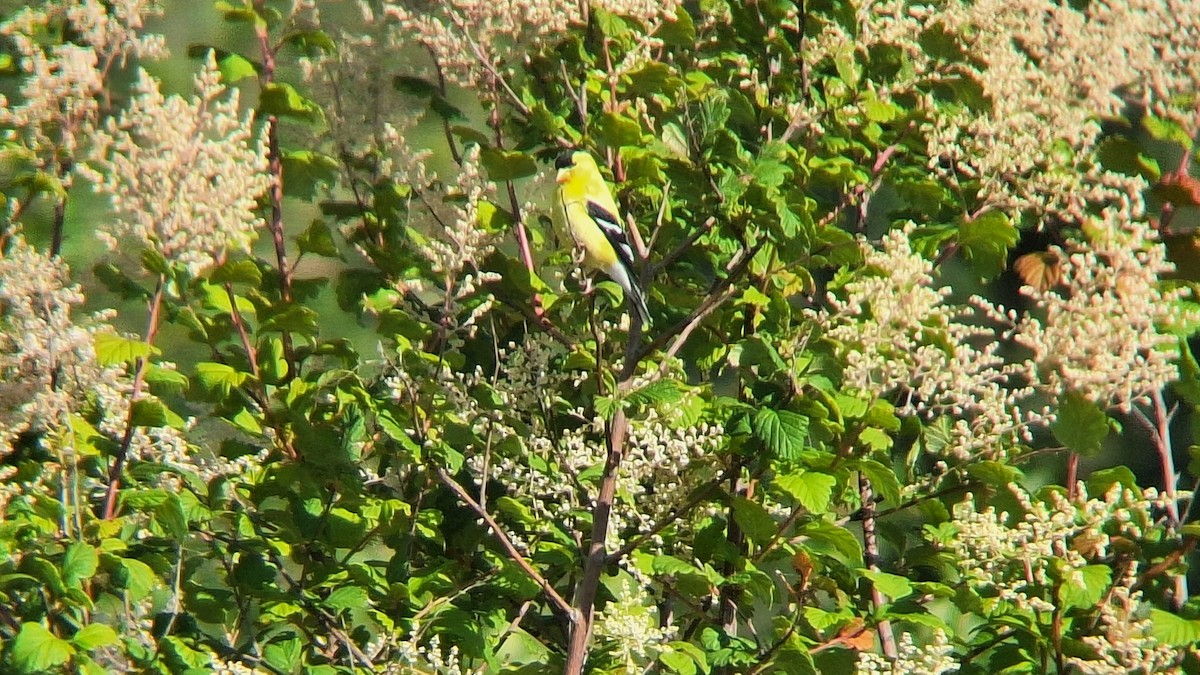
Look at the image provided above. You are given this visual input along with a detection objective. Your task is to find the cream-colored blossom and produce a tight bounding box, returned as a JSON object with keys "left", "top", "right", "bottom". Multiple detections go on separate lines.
{"left": 1014, "top": 213, "right": 1197, "bottom": 412}
{"left": 593, "top": 579, "right": 676, "bottom": 672}
{"left": 806, "top": 0, "right": 1200, "bottom": 220}
{"left": 382, "top": 1, "right": 681, "bottom": 88}
{"left": 817, "top": 226, "right": 1046, "bottom": 461}
{"left": 855, "top": 629, "right": 957, "bottom": 675}
{"left": 1069, "top": 569, "right": 1187, "bottom": 674}
{"left": 0, "top": 236, "right": 103, "bottom": 453}
{"left": 81, "top": 53, "right": 271, "bottom": 275}
{"left": 0, "top": 1, "right": 165, "bottom": 172}
{"left": 944, "top": 483, "right": 1166, "bottom": 616}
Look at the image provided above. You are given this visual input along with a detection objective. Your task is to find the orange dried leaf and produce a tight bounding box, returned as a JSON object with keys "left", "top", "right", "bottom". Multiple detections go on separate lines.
{"left": 1014, "top": 251, "right": 1062, "bottom": 291}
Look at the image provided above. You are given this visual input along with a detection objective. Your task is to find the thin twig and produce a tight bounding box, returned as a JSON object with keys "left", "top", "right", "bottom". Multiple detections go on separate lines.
{"left": 433, "top": 467, "right": 574, "bottom": 617}
{"left": 101, "top": 274, "right": 166, "bottom": 519}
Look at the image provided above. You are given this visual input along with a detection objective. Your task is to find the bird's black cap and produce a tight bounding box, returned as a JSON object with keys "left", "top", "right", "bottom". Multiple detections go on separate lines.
{"left": 555, "top": 151, "right": 576, "bottom": 170}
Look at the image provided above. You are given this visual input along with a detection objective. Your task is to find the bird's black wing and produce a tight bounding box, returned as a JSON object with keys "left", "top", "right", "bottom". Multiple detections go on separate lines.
{"left": 587, "top": 200, "right": 638, "bottom": 270}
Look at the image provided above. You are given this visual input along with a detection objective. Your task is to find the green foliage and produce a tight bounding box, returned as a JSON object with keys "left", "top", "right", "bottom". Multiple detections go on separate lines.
{"left": 1, "top": 0, "right": 1198, "bottom": 673}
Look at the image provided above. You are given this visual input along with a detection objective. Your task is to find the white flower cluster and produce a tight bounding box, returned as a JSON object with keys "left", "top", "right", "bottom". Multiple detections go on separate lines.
{"left": 818, "top": 227, "right": 1047, "bottom": 461}
{"left": 945, "top": 483, "right": 1162, "bottom": 615}
{"left": 593, "top": 579, "right": 676, "bottom": 673}
{"left": 0, "top": 236, "right": 105, "bottom": 453}
{"left": 80, "top": 53, "right": 270, "bottom": 276}
{"left": 382, "top": 1, "right": 681, "bottom": 88}
{"left": 388, "top": 632, "right": 468, "bottom": 675}
{"left": 807, "top": 0, "right": 1200, "bottom": 219}
{"left": 414, "top": 145, "right": 501, "bottom": 282}
{"left": 209, "top": 657, "right": 266, "bottom": 675}
{"left": 299, "top": 3, "right": 434, "bottom": 192}
{"left": 1069, "top": 569, "right": 1187, "bottom": 675}
{"left": 1014, "top": 214, "right": 1198, "bottom": 412}
{"left": 855, "top": 629, "right": 957, "bottom": 675}
{"left": 0, "top": 0, "right": 165, "bottom": 170}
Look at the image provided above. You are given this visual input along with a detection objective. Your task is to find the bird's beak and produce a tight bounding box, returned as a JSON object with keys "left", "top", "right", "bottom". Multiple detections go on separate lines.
{"left": 555, "top": 170, "right": 569, "bottom": 184}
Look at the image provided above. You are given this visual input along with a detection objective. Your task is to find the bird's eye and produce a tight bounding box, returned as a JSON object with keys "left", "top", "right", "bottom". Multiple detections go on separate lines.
{"left": 555, "top": 152, "right": 575, "bottom": 170}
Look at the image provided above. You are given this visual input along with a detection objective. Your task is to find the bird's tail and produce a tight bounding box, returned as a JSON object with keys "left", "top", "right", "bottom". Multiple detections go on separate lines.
{"left": 627, "top": 280, "right": 652, "bottom": 328}
{"left": 609, "top": 262, "right": 652, "bottom": 328}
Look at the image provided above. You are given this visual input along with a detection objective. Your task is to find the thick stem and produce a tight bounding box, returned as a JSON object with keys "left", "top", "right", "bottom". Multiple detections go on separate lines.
{"left": 564, "top": 408, "right": 628, "bottom": 675}
{"left": 861, "top": 475, "right": 897, "bottom": 659}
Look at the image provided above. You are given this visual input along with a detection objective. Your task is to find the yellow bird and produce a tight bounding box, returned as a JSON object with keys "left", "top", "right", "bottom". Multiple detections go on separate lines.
{"left": 555, "top": 150, "right": 652, "bottom": 327}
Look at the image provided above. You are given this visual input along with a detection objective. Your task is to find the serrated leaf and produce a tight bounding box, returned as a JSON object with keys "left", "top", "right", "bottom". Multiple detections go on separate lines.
{"left": 259, "top": 82, "right": 324, "bottom": 125}
{"left": 259, "top": 305, "right": 319, "bottom": 334}
{"left": 194, "top": 362, "right": 249, "bottom": 396}
{"left": 775, "top": 470, "right": 836, "bottom": 513}
{"left": 72, "top": 624, "right": 118, "bottom": 650}
{"left": 627, "top": 380, "right": 684, "bottom": 407}
{"left": 479, "top": 148, "right": 537, "bottom": 181}
{"left": 597, "top": 112, "right": 642, "bottom": 147}
{"left": 62, "top": 543, "right": 98, "bottom": 587}
{"left": 958, "top": 211, "right": 1018, "bottom": 279}
{"left": 863, "top": 570, "right": 913, "bottom": 601}
{"left": 325, "top": 586, "right": 369, "bottom": 613}
{"left": 732, "top": 496, "right": 777, "bottom": 545}
{"left": 1052, "top": 392, "right": 1109, "bottom": 456}
{"left": 1149, "top": 608, "right": 1200, "bottom": 646}
{"left": 282, "top": 151, "right": 339, "bottom": 200}
{"left": 296, "top": 219, "right": 342, "bottom": 258}
{"left": 753, "top": 408, "right": 809, "bottom": 460}
{"left": 94, "top": 332, "right": 154, "bottom": 366}
{"left": 10, "top": 623, "right": 74, "bottom": 673}
{"left": 1057, "top": 564, "right": 1110, "bottom": 610}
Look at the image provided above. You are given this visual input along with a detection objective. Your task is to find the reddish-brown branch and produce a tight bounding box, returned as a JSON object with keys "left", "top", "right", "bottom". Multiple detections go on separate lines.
{"left": 564, "top": 408, "right": 628, "bottom": 674}
{"left": 434, "top": 467, "right": 574, "bottom": 617}
{"left": 102, "top": 275, "right": 166, "bottom": 519}
{"left": 253, "top": 1, "right": 296, "bottom": 377}
{"left": 861, "top": 475, "right": 897, "bottom": 659}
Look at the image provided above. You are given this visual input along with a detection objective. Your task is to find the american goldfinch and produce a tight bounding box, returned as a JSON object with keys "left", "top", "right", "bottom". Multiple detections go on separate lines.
{"left": 555, "top": 150, "right": 652, "bottom": 327}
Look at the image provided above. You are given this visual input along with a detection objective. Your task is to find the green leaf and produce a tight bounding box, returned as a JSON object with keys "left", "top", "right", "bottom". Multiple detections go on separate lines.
{"left": 144, "top": 364, "right": 190, "bottom": 395}
{"left": 732, "top": 496, "right": 777, "bottom": 545}
{"left": 863, "top": 570, "right": 913, "bottom": 601}
{"left": 325, "top": 586, "right": 369, "bottom": 614}
{"left": 957, "top": 211, "right": 1018, "bottom": 278}
{"left": 216, "top": 52, "right": 258, "bottom": 82}
{"left": 1149, "top": 608, "right": 1200, "bottom": 646}
{"left": 282, "top": 150, "right": 339, "bottom": 200}
{"left": 1057, "top": 564, "right": 1110, "bottom": 610}
{"left": 1086, "top": 465, "right": 1138, "bottom": 495}
{"left": 597, "top": 112, "right": 643, "bottom": 147}
{"left": 131, "top": 398, "right": 185, "bottom": 428}
{"left": 479, "top": 148, "right": 538, "bottom": 182}
{"left": 627, "top": 380, "right": 685, "bottom": 407}
{"left": 194, "top": 362, "right": 249, "bottom": 396}
{"left": 10, "top": 623, "right": 74, "bottom": 673}
{"left": 775, "top": 470, "right": 836, "bottom": 514}
{"left": 72, "top": 624, "right": 118, "bottom": 650}
{"left": 264, "top": 636, "right": 303, "bottom": 673}
{"left": 110, "top": 557, "right": 157, "bottom": 600}
{"left": 213, "top": 0, "right": 261, "bottom": 24}
{"left": 62, "top": 543, "right": 99, "bottom": 587}
{"left": 259, "top": 305, "right": 319, "bottom": 334}
{"left": 94, "top": 332, "right": 153, "bottom": 366}
{"left": 296, "top": 219, "right": 342, "bottom": 258}
{"left": 1144, "top": 115, "right": 1194, "bottom": 147}
{"left": 1052, "top": 392, "right": 1109, "bottom": 457}
{"left": 753, "top": 408, "right": 809, "bottom": 460}
{"left": 259, "top": 82, "right": 325, "bottom": 125}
